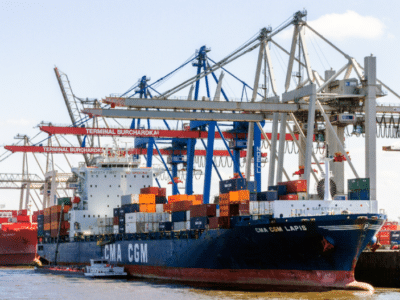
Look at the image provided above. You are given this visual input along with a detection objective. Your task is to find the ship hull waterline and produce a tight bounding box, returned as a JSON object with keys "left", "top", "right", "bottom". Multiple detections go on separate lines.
{"left": 37, "top": 213, "right": 384, "bottom": 291}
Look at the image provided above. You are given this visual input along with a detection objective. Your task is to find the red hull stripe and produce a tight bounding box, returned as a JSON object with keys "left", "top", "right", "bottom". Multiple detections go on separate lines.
{"left": 124, "top": 265, "right": 373, "bottom": 292}
{"left": 0, "top": 253, "right": 37, "bottom": 266}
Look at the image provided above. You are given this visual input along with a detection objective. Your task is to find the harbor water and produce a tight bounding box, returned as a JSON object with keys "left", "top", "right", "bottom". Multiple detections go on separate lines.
{"left": 1, "top": 268, "right": 400, "bottom": 300}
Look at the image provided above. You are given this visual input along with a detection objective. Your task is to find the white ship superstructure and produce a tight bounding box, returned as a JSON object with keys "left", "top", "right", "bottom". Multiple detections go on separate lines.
{"left": 68, "top": 150, "right": 153, "bottom": 237}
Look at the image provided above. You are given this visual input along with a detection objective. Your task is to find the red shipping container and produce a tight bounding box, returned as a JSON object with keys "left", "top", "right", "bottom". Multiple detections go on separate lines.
{"left": 113, "top": 216, "right": 119, "bottom": 225}
{"left": 44, "top": 215, "right": 51, "bottom": 223}
{"left": 379, "top": 237, "right": 390, "bottom": 245}
{"left": 18, "top": 209, "right": 28, "bottom": 216}
{"left": 382, "top": 225, "right": 397, "bottom": 231}
{"left": 171, "top": 200, "right": 193, "bottom": 212}
{"left": 278, "top": 180, "right": 307, "bottom": 193}
{"left": 32, "top": 215, "right": 38, "bottom": 223}
{"left": 228, "top": 204, "right": 240, "bottom": 217}
{"left": 379, "top": 231, "right": 390, "bottom": 238}
{"left": 0, "top": 217, "right": 9, "bottom": 223}
{"left": 17, "top": 215, "right": 30, "bottom": 222}
{"left": 279, "top": 194, "right": 299, "bottom": 200}
{"left": 190, "top": 204, "right": 217, "bottom": 218}
{"left": 61, "top": 221, "right": 70, "bottom": 229}
{"left": 140, "top": 187, "right": 166, "bottom": 197}
{"left": 218, "top": 216, "right": 231, "bottom": 229}
{"left": 239, "top": 203, "right": 250, "bottom": 215}
{"left": 163, "top": 203, "right": 172, "bottom": 213}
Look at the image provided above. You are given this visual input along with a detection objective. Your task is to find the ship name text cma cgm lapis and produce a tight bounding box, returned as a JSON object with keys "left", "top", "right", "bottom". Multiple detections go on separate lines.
{"left": 255, "top": 225, "right": 307, "bottom": 233}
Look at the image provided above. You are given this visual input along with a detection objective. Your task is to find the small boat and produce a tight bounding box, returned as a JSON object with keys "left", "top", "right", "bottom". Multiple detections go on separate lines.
{"left": 84, "top": 259, "right": 127, "bottom": 278}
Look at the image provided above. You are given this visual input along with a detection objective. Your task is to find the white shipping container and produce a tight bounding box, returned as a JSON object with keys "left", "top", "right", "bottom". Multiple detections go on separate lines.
{"left": 113, "top": 225, "right": 119, "bottom": 234}
{"left": 121, "top": 194, "right": 140, "bottom": 206}
{"left": 147, "top": 213, "right": 154, "bottom": 223}
{"left": 162, "top": 213, "right": 170, "bottom": 222}
{"left": 156, "top": 204, "right": 164, "bottom": 213}
{"left": 297, "top": 192, "right": 307, "bottom": 200}
{"left": 154, "top": 213, "right": 162, "bottom": 223}
{"left": 216, "top": 209, "right": 220, "bottom": 217}
{"left": 186, "top": 211, "right": 190, "bottom": 220}
{"left": 126, "top": 223, "right": 137, "bottom": 233}
{"left": 173, "top": 221, "right": 186, "bottom": 231}
{"left": 185, "top": 221, "right": 190, "bottom": 230}
{"left": 250, "top": 202, "right": 259, "bottom": 214}
{"left": 126, "top": 213, "right": 148, "bottom": 223}
{"left": 137, "top": 223, "right": 151, "bottom": 233}
{"left": 105, "top": 218, "right": 113, "bottom": 226}
{"left": 152, "top": 222, "right": 159, "bottom": 232}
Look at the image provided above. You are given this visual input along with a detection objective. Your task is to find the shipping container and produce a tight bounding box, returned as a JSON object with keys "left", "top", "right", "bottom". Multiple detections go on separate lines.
{"left": 159, "top": 221, "right": 173, "bottom": 231}
{"left": 190, "top": 204, "right": 217, "bottom": 218}
{"left": 139, "top": 204, "right": 156, "bottom": 213}
{"left": 257, "top": 191, "right": 278, "bottom": 201}
{"left": 348, "top": 190, "right": 370, "bottom": 200}
{"left": 155, "top": 196, "right": 167, "bottom": 204}
{"left": 250, "top": 193, "right": 257, "bottom": 201}
{"left": 139, "top": 194, "right": 156, "bottom": 204}
{"left": 268, "top": 185, "right": 287, "bottom": 196}
{"left": 172, "top": 221, "right": 186, "bottom": 231}
{"left": 140, "top": 187, "right": 166, "bottom": 197}
{"left": 121, "top": 194, "right": 140, "bottom": 206}
{"left": 279, "top": 194, "right": 299, "bottom": 200}
{"left": 113, "top": 208, "right": 119, "bottom": 217}
{"left": 156, "top": 204, "right": 164, "bottom": 213}
{"left": 334, "top": 195, "right": 347, "bottom": 200}
{"left": 278, "top": 180, "right": 307, "bottom": 193}
{"left": 348, "top": 178, "right": 370, "bottom": 191}
{"left": 297, "top": 192, "right": 307, "bottom": 200}
{"left": 250, "top": 201, "right": 259, "bottom": 214}
{"left": 125, "top": 222, "right": 137, "bottom": 234}
{"left": 171, "top": 211, "right": 187, "bottom": 222}
{"left": 171, "top": 201, "right": 192, "bottom": 212}
{"left": 190, "top": 216, "right": 208, "bottom": 229}
{"left": 113, "top": 225, "right": 119, "bottom": 234}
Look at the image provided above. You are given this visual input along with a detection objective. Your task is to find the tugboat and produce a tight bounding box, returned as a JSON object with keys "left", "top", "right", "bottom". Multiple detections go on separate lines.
{"left": 84, "top": 259, "right": 127, "bottom": 278}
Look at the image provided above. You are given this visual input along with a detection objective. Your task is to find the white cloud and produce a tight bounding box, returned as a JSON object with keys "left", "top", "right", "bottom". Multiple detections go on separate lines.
{"left": 308, "top": 10, "right": 385, "bottom": 41}
{"left": 277, "top": 11, "right": 385, "bottom": 41}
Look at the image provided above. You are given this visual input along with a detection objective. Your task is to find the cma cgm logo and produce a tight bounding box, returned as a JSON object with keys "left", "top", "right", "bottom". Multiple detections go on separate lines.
{"left": 104, "top": 243, "right": 148, "bottom": 263}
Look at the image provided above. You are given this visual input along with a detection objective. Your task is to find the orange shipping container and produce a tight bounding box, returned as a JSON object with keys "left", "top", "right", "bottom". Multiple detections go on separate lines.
{"left": 163, "top": 203, "right": 172, "bottom": 213}
{"left": 44, "top": 223, "right": 51, "bottom": 231}
{"left": 139, "top": 194, "right": 156, "bottom": 204}
{"left": 193, "top": 194, "right": 203, "bottom": 201}
{"left": 219, "top": 193, "right": 229, "bottom": 201}
{"left": 44, "top": 208, "right": 51, "bottom": 216}
{"left": 168, "top": 194, "right": 189, "bottom": 203}
{"left": 140, "top": 204, "right": 156, "bottom": 213}
{"left": 192, "top": 200, "right": 203, "bottom": 206}
{"left": 50, "top": 222, "right": 59, "bottom": 230}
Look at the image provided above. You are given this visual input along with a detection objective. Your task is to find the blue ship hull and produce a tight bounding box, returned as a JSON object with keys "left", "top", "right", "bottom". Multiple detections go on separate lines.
{"left": 37, "top": 213, "right": 385, "bottom": 290}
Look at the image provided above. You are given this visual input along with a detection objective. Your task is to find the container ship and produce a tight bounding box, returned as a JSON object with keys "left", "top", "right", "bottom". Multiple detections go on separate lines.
{"left": 36, "top": 152, "right": 386, "bottom": 291}
{"left": 0, "top": 210, "right": 38, "bottom": 265}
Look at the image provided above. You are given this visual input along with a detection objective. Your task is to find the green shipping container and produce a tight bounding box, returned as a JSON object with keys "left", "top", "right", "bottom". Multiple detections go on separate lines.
{"left": 348, "top": 178, "right": 370, "bottom": 191}
{"left": 57, "top": 197, "right": 72, "bottom": 206}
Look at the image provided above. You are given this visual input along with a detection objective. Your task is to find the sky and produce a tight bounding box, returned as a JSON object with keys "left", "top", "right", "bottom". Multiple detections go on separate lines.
{"left": 1, "top": 1, "right": 400, "bottom": 219}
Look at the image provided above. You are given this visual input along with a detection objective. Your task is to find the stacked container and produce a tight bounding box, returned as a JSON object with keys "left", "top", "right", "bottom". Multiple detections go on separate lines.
{"left": 97, "top": 217, "right": 114, "bottom": 234}
{"left": 276, "top": 180, "right": 307, "bottom": 200}
{"left": 43, "top": 207, "right": 51, "bottom": 238}
{"left": 37, "top": 213, "right": 44, "bottom": 238}
{"left": 50, "top": 205, "right": 71, "bottom": 238}
{"left": 348, "top": 178, "right": 370, "bottom": 200}
{"left": 219, "top": 178, "right": 250, "bottom": 217}
{"left": 189, "top": 204, "right": 217, "bottom": 230}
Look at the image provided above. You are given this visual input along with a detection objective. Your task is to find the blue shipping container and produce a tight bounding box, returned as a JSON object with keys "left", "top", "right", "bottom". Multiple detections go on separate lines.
{"left": 250, "top": 193, "right": 257, "bottom": 201}
{"left": 113, "top": 208, "right": 119, "bottom": 217}
{"left": 268, "top": 185, "right": 287, "bottom": 196}
{"left": 257, "top": 191, "right": 278, "bottom": 201}
{"left": 348, "top": 190, "right": 370, "bottom": 200}
{"left": 159, "top": 222, "right": 173, "bottom": 231}
{"left": 190, "top": 217, "right": 208, "bottom": 230}
{"left": 123, "top": 204, "right": 140, "bottom": 213}
{"left": 219, "top": 179, "right": 235, "bottom": 194}
{"left": 247, "top": 181, "right": 256, "bottom": 193}
{"left": 390, "top": 231, "right": 400, "bottom": 242}
{"left": 234, "top": 178, "right": 247, "bottom": 191}
{"left": 171, "top": 211, "right": 187, "bottom": 222}
{"left": 119, "top": 225, "right": 125, "bottom": 234}
{"left": 37, "top": 229, "right": 44, "bottom": 237}
{"left": 119, "top": 217, "right": 125, "bottom": 225}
